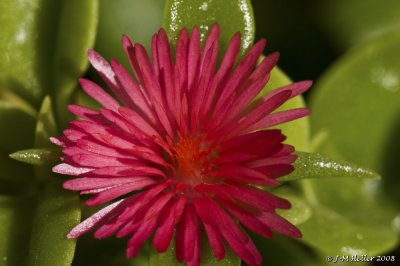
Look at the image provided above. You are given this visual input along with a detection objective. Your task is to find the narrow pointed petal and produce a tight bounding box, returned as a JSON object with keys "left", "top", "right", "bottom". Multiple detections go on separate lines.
{"left": 205, "top": 199, "right": 262, "bottom": 266}
{"left": 187, "top": 27, "right": 201, "bottom": 93}
{"left": 258, "top": 212, "right": 302, "bottom": 238}
{"left": 53, "top": 163, "right": 93, "bottom": 176}
{"left": 85, "top": 179, "right": 158, "bottom": 206}
{"left": 246, "top": 108, "right": 310, "bottom": 133}
{"left": 193, "top": 198, "right": 225, "bottom": 260}
{"left": 52, "top": 24, "right": 311, "bottom": 266}
{"left": 80, "top": 79, "right": 120, "bottom": 112}
{"left": 64, "top": 177, "right": 152, "bottom": 191}
{"left": 153, "top": 197, "right": 187, "bottom": 252}
{"left": 110, "top": 59, "right": 156, "bottom": 123}
{"left": 67, "top": 199, "right": 126, "bottom": 238}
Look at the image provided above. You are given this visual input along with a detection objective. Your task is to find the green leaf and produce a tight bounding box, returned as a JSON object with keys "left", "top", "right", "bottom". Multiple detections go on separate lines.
{"left": 274, "top": 188, "right": 312, "bottom": 226}
{"left": 0, "top": 0, "right": 98, "bottom": 109}
{"left": 0, "top": 195, "right": 37, "bottom": 266}
{"left": 0, "top": 0, "right": 51, "bottom": 105}
{"left": 316, "top": 0, "right": 400, "bottom": 50}
{"left": 95, "top": 0, "right": 164, "bottom": 67}
{"left": 0, "top": 100, "right": 36, "bottom": 152}
{"left": 35, "top": 96, "right": 58, "bottom": 149}
{"left": 9, "top": 148, "right": 60, "bottom": 166}
{"left": 298, "top": 179, "right": 400, "bottom": 256}
{"left": 27, "top": 181, "right": 81, "bottom": 266}
{"left": 53, "top": 0, "right": 98, "bottom": 128}
{"left": 279, "top": 152, "right": 380, "bottom": 182}
{"left": 303, "top": 31, "right": 400, "bottom": 257}
{"left": 162, "top": 0, "right": 255, "bottom": 56}
{"left": 310, "top": 30, "right": 400, "bottom": 204}
{"left": 257, "top": 65, "right": 310, "bottom": 152}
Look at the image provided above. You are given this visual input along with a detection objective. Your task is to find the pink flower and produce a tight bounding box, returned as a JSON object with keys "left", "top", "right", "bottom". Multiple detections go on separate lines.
{"left": 52, "top": 24, "right": 311, "bottom": 266}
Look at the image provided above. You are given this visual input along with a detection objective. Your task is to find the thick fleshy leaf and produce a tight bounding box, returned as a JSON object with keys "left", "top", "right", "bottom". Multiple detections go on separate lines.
{"left": 0, "top": 0, "right": 50, "bottom": 104}
{"left": 0, "top": 195, "right": 37, "bottom": 266}
{"left": 9, "top": 148, "right": 60, "bottom": 166}
{"left": 303, "top": 30, "right": 400, "bottom": 257}
{"left": 0, "top": 0, "right": 98, "bottom": 108}
{"left": 53, "top": 0, "right": 98, "bottom": 127}
{"left": 0, "top": 101, "right": 36, "bottom": 152}
{"left": 310, "top": 30, "right": 400, "bottom": 204}
{"left": 162, "top": 0, "right": 255, "bottom": 57}
{"left": 298, "top": 178, "right": 400, "bottom": 256}
{"left": 257, "top": 65, "right": 310, "bottom": 151}
{"left": 279, "top": 152, "right": 380, "bottom": 182}
{"left": 27, "top": 181, "right": 81, "bottom": 266}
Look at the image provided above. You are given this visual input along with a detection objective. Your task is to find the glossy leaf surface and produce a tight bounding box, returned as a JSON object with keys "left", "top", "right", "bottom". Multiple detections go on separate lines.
{"left": 280, "top": 152, "right": 380, "bottom": 182}
{"left": 53, "top": 0, "right": 98, "bottom": 127}
{"left": 310, "top": 30, "right": 400, "bottom": 203}
{"left": 9, "top": 148, "right": 59, "bottom": 166}
{"left": 163, "top": 0, "right": 255, "bottom": 56}
{"left": 298, "top": 179, "right": 399, "bottom": 256}
{"left": 0, "top": 0, "right": 97, "bottom": 116}
{"left": 301, "top": 31, "right": 400, "bottom": 256}
{"left": 0, "top": 0, "right": 50, "bottom": 104}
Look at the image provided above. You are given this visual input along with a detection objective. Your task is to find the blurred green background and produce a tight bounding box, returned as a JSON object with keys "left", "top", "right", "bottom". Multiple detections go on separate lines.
{"left": 1, "top": 0, "right": 400, "bottom": 265}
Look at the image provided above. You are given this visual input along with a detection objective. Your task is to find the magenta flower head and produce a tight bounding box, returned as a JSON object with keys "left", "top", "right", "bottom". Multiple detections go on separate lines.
{"left": 52, "top": 24, "right": 311, "bottom": 265}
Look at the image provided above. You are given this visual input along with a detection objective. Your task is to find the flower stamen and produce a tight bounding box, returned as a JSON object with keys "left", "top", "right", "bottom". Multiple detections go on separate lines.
{"left": 172, "top": 134, "right": 215, "bottom": 186}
